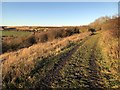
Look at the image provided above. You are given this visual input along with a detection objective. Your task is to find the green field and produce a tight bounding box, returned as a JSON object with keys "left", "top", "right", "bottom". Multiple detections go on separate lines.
{"left": 0, "top": 30, "right": 32, "bottom": 37}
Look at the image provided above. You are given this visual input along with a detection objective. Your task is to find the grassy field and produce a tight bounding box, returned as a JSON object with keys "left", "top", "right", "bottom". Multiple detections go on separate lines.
{"left": 0, "top": 30, "right": 32, "bottom": 37}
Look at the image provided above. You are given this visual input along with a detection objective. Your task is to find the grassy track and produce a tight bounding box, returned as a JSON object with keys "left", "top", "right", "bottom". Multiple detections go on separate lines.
{"left": 50, "top": 33, "right": 105, "bottom": 88}
{"left": 36, "top": 37, "right": 90, "bottom": 88}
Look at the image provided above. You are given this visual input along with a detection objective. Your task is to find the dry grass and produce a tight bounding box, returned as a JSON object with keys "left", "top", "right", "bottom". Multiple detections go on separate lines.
{"left": 100, "top": 30, "right": 119, "bottom": 61}
{"left": 98, "top": 30, "right": 120, "bottom": 88}
{"left": 1, "top": 32, "right": 90, "bottom": 85}
{"left": 98, "top": 17, "right": 119, "bottom": 78}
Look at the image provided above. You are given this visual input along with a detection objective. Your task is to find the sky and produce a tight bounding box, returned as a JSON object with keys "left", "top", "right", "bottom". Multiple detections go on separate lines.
{"left": 2, "top": 2, "right": 118, "bottom": 26}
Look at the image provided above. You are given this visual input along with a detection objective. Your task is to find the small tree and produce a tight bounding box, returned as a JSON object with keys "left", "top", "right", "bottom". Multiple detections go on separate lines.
{"left": 88, "top": 28, "right": 96, "bottom": 35}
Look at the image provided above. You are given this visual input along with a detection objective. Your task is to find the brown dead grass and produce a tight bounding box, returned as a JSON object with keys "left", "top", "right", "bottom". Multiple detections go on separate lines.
{"left": 99, "top": 30, "right": 120, "bottom": 87}
{"left": 1, "top": 32, "right": 90, "bottom": 78}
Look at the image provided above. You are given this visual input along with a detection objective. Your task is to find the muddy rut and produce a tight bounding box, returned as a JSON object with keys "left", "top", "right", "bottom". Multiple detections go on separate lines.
{"left": 88, "top": 37, "right": 104, "bottom": 88}
{"left": 36, "top": 35, "right": 104, "bottom": 89}
{"left": 37, "top": 37, "right": 89, "bottom": 88}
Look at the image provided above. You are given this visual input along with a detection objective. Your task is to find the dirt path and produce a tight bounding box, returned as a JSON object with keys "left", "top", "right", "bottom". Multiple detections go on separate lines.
{"left": 37, "top": 37, "right": 89, "bottom": 88}
{"left": 88, "top": 39, "right": 101, "bottom": 88}
{"left": 88, "top": 36, "right": 104, "bottom": 88}
{"left": 35, "top": 34, "right": 105, "bottom": 88}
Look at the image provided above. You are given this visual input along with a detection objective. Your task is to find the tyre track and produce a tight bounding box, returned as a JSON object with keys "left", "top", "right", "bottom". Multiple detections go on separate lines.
{"left": 88, "top": 36, "right": 104, "bottom": 89}
{"left": 36, "top": 37, "right": 90, "bottom": 88}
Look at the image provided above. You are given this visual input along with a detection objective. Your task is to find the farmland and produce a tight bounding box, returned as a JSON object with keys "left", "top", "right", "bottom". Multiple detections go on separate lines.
{"left": 0, "top": 16, "right": 120, "bottom": 89}
{"left": 0, "top": 30, "right": 32, "bottom": 37}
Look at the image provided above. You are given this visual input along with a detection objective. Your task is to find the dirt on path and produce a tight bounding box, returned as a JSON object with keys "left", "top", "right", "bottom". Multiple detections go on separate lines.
{"left": 88, "top": 36, "right": 104, "bottom": 89}
{"left": 36, "top": 37, "right": 89, "bottom": 88}
{"left": 35, "top": 34, "right": 105, "bottom": 89}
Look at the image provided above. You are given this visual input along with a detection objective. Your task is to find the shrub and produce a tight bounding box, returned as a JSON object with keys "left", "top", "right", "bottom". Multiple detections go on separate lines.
{"left": 2, "top": 35, "right": 36, "bottom": 53}
{"left": 35, "top": 32, "right": 49, "bottom": 42}
{"left": 47, "top": 29, "right": 63, "bottom": 41}
{"left": 88, "top": 28, "right": 96, "bottom": 32}
{"left": 2, "top": 27, "right": 80, "bottom": 53}
{"left": 62, "top": 27, "right": 80, "bottom": 37}
{"left": 2, "top": 42, "right": 10, "bottom": 53}
{"left": 23, "top": 35, "right": 36, "bottom": 45}
{"left": 102, "top": 17, "right": 119, "bottom": 38}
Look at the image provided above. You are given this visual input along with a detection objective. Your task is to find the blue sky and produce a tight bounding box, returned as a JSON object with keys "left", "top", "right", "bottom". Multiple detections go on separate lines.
{"left": 2, "top": 2, "right": 118, "bottom": 26}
